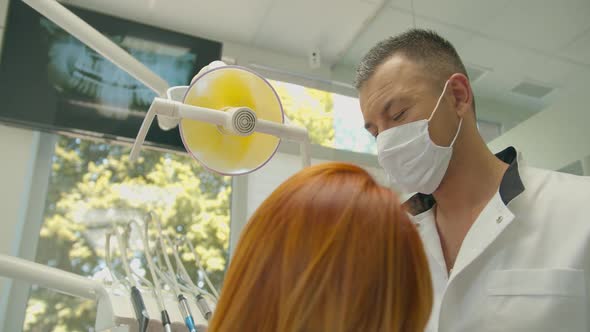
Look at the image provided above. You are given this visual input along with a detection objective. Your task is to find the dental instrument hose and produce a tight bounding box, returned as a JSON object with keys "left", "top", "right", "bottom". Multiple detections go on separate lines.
{"left": 153, "top": 213, "right": 197, "bottom": 332}
{"left": 136, "top": 215, "right": 172, "bottom": 332}
{"left": 173, "top": 237, "right": 215, "bottom": 321}
{"left": 113, "top": 226, "right": 150, "bottom": 332}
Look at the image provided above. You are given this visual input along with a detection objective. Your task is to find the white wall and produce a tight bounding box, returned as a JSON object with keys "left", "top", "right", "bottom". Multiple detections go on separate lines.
{"left": 0, "top": 125, "right": 41, "bottom": 327}
{"left": 223, "top": 41, "right": 332, "bottom": 80}
{"left": 0, "top": 125, "right": 39, "bottom": 252}
{"left": 0, "top": 0, "right": 7, "bottom": 61}
{"left": 582, "top": 155, "right": 590, "bottom": 176}
{"left": 0, "top": 0, "right": 7, "bottom": 31}
{"left": 489, "top": 86, "right": 589, "bottom": 170}
{"left": 331, "top": 63, "right": 356, "bottom": 86}
{"left": 223, "top": 41, "right": 358, "bottom": 97}
{"left": 475, "top": 97, "right": 538, "bottom": 132}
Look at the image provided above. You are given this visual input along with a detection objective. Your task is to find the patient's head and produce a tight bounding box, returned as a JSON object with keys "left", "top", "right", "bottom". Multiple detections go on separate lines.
{"left": 209, "top": 162, "right": 432, "bottom": 332}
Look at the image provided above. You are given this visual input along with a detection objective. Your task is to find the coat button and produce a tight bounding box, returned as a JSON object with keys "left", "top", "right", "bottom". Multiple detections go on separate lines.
{"left": 496, "top": 216, "right": 504, "bottom": 224}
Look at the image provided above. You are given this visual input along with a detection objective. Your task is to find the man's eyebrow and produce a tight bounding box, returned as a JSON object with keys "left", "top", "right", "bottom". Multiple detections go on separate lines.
{"left": 364, "top": 97, "right": 398, "bottom": 130}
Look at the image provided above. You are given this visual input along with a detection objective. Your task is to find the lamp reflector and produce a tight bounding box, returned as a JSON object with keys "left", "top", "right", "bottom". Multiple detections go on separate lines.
{"left": 180, "top": 66, "right": 284, "bottom": 175}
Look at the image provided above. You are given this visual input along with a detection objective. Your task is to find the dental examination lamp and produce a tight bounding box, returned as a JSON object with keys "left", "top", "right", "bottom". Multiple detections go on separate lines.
{"left": 130, "top": 65, "right": 312, "bottom": 174}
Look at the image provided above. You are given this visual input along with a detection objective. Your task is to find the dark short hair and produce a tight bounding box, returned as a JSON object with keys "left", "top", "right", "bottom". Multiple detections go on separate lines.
{"left": 354, "top": 29, "right": 468, "bottom": 90}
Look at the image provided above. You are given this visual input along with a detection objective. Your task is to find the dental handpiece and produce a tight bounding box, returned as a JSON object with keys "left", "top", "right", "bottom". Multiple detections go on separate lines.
{"left": 196, "top": 294, "right": 212, "bottom": 321}
{"left": 178, "top": 294, "right": 197, "bottom": 332}
{"left": 161, "top": 310, "right": 172, "bottom": 332}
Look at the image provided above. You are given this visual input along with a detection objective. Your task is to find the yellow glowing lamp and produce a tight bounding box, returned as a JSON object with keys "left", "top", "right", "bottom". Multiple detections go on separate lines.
{"left": 179, "top": 66, "right": 284, "bottom": 175}
{"left": 126, "top": 65, "right": 312, "bottom": 175}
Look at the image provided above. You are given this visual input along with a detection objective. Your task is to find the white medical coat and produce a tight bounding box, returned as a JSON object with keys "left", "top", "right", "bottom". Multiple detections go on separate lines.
{"left": 412, "top": 150, "right": 590, "bottom": 332}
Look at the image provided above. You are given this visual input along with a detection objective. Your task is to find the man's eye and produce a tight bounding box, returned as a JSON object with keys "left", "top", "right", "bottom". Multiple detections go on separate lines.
{"left": 393, "top": 109, "right": 407, "bottom": 121}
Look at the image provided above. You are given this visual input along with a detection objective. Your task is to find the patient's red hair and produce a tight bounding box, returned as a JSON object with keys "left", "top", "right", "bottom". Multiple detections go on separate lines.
{"left": 209, "top": 162, "right": 432, "bottom": 331}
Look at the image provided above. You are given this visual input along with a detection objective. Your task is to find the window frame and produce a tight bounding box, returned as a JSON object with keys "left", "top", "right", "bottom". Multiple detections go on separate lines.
{"left": 2, "top": 131, "right": 57, "bottom": 332}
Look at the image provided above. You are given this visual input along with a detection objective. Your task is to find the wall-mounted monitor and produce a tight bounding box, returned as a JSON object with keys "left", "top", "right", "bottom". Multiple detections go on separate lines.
{"left": 0, "top": 1, "right": 222, "bottom": 151}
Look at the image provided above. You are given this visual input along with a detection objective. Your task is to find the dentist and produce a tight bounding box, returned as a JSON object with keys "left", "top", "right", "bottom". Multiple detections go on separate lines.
{"left": 355, "top": 29, "right": 590, "bottom": 332}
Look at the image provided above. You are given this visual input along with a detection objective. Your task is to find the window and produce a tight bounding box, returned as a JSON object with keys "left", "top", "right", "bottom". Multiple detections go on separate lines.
{"left": 269, "top": 80, "right": 377, "bottom": 155}
{"left": 23, "top": 135, "right": 231, "bottom": 331}
{"left": 333, "top": 93, "right": 377, "bottom": 155}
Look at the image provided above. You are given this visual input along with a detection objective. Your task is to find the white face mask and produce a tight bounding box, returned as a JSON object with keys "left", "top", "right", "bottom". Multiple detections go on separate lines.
{"left": 376, "top": 80, "right": 462, "bottom": 195}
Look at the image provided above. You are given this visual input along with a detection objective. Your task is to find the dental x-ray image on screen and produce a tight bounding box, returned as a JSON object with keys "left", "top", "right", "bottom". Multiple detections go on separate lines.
{"left": 42, "top": 18, "right": 196, "bottom": 118}
{"left": 0, "top": 1, "right": 222, "bottom": 151}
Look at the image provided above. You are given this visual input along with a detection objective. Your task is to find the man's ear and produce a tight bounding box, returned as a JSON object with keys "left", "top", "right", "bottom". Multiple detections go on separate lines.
{"left": 448, "top": 73, "right": 472, "bottom": 117}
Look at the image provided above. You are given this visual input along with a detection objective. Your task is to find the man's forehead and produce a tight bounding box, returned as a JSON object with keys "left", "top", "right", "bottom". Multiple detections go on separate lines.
{"left": 365, "top": 57, "right": 425, "bottom": 91}
{"left": 375, "top": 55, "right": 413, "bottom": 77}
{"left": 361, "top": 58, "right": 434, "bottom": 105}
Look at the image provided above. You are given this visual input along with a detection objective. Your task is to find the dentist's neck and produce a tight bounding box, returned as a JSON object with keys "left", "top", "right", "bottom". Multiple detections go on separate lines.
{"left": 433, "top": 122, "right": 508, "bottom": 224}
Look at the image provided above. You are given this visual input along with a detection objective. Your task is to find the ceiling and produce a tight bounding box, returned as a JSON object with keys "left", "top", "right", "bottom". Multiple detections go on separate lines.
{"left": 58, "top": 0, "right": 590, "bottom": 115}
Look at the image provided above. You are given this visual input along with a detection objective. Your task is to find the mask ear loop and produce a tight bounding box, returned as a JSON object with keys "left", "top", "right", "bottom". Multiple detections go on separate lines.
{"left": 428, "top": 80, "right": 452, "bottom": 122}
{"left": 449, "top": 117, "right": 463, "bottom": 147}
{"left": 428, "top": 79, "right": 463, "bottom": 147}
